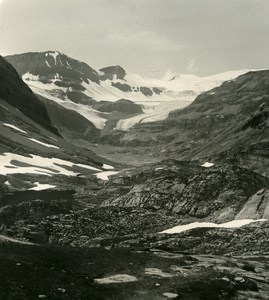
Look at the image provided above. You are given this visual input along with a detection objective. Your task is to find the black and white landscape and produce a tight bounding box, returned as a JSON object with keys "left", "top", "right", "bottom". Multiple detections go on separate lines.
{"left": 0, "top": 1, "right": 269, "bottom": 299}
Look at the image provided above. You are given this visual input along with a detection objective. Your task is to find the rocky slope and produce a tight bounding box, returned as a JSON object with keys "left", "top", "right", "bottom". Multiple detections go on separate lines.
{"left": 1, "top": 159, "right": 268, "bottom": 247}
{"left": 100, "top": 161, "right": 268, "bottom": 222}
{"left": 0, "top": 56, "right": 57, "bottom": 134}
{"left": 37, "top": 93, "right": 101, "bottom": 143}
{"left": 116, "top": 70, "right": 268, "bottom": 143}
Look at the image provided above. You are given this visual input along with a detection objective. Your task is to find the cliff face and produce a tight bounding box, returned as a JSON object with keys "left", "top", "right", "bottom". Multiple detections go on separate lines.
{"left": 236, "top": 189, "right": 269, "bottom": 220}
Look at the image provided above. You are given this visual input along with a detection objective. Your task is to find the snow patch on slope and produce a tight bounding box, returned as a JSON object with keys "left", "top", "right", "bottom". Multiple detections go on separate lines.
{"left": 0, "top": 235, "right": 33, "bottom": 245}
{"left": 3, "top": 123, "right": 27, "bottom": 134}
{"left": 30, "top": 182, "right": 56, "bottom": 191}
{"left": 102, "top": 164, "right": 114, "bottom": 170}
{"left": 22, "top": 72, "right": 40, "bottom": 81}
{"left": 94, "top": 274, "right": 138, "bottom": 284}
{"left": 160, "top": 219, "right": 268, "bottom": 234}
{"left": 95, "top": 171, "right": 119, "bottom": 180}
{"left": 46, "top": 51, "right": 60, "bottom": 65}
{"left": 201, "top": 162, "right": 214, "bottom": 168}
{"left": 28, "top": 138, "right": 59, "bottom": 149}
{"left": 0, "top": 153, "right": 101, "bottom": 176}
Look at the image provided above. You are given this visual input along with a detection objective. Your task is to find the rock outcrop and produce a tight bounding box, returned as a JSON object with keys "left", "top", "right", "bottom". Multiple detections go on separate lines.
{"left": 236, "top": 189, "right": 269, "bottom": 220}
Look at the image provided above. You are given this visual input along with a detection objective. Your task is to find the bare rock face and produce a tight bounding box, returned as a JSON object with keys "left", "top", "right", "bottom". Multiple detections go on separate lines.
{"left": 236, "top": 188, "right": 269, "bottom": 220}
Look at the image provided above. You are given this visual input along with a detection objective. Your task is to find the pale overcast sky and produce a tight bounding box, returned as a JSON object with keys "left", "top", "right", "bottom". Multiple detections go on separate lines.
{"left": 0, "top": 0, "right": 268, "bottom": 77}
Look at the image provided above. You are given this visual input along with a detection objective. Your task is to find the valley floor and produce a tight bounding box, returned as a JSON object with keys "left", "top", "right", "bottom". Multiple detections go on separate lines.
{"left": 82, "top": 142, "right": 160, "bottom": 167}
{"left": 1, "top": 243, "right": 269, "bottom": 300}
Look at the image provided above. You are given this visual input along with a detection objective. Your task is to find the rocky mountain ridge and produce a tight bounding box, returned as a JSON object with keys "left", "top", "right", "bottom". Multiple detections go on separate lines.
{"left": 5, "top": 51, "right": 251, "bottom": 133}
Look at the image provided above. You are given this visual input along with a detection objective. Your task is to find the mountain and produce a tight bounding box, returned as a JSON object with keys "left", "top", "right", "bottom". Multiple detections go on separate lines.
{"left": 162, "top": 70, "right": 269, "bottom": 173}
{"left": 5, "top": 51, "right": 251, "bottom": 133}
{"left": 0, "top": 56, "right": 119, "bottom": 193}
{"left": 112, "top": 70, "right": 269, "bottom": 173}
{"left": 0, "top": 56, "right": 57, "bottom": 134}
{"left": 99, "top": 65, "right": 127, "bottom": 80}
{"left": 2, "top": 52, "right": 269, "bottom": 300}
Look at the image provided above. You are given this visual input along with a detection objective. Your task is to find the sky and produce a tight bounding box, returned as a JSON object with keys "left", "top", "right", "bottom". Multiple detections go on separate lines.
{"left": 0, "top": 0, "right": 268, "bottom": 77}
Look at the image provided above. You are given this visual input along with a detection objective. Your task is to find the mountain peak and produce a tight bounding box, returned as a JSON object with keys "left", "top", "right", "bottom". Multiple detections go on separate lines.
{"left": 5, "top": 51, "right": 101, "bottom": 84}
